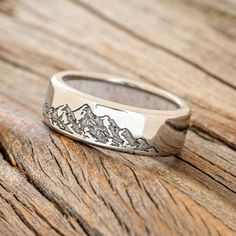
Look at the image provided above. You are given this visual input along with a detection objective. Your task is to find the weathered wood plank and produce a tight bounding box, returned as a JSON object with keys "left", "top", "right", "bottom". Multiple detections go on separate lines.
{"left": 0, "top": 0, "right": 236, "bottom": 235}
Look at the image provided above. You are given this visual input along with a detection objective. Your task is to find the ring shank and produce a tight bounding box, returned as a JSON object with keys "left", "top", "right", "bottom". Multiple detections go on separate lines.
{"left": 43, "top": 71, "right": 191, "bottom": 156}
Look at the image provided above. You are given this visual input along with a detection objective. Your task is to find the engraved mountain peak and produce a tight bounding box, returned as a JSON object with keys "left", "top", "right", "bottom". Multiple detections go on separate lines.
{"left": 73, "top": 104, "right": 94, "bottom": 120}
{"left": 43, "top": 103, "right": 157, "bottom": 152}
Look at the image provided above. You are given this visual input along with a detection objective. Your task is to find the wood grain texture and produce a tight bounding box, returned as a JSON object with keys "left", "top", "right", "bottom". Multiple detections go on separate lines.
{"left": 0, "top": 0, "right": 235, "bottom": 235}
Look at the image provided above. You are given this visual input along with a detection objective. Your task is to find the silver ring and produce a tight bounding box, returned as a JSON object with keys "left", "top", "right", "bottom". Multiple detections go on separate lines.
{"left": 43, "top": 71, "right": 191, "bottom": 156}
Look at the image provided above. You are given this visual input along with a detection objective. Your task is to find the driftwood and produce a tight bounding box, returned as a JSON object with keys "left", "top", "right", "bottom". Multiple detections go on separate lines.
{"left": 0, "top": 0, "right": 235, "bottom": 235}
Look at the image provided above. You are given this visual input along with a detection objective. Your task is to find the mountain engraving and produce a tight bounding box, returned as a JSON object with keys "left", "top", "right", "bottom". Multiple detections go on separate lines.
{"left": 43, "top": 103, "right": 157, "bottom": 153}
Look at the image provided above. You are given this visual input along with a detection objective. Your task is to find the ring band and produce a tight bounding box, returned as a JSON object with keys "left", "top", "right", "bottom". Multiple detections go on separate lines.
{"left": 43, "top": 71, "right": 191, "bottom": 156}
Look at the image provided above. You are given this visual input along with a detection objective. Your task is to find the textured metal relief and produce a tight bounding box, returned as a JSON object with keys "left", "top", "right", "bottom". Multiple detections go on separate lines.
{"left": 43, "top": 103, "right": 157, "bottom": 153}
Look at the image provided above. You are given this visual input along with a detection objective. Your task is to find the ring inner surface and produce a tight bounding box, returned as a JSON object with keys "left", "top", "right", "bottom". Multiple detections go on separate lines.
{"left": 63, "top": 75, "right": 179, "bottom": 110}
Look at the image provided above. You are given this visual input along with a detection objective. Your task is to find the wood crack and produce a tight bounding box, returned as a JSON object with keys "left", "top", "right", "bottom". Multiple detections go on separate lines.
{"left": 158, "top": 177, "right": 236, "bottom": 233}
{"left": 0, "top": 52, "right": 46, "bottom": 79}
{"left": 0, "top": 193, "right": 40, "bottom": 236}
{"left": 190, "top": 125, "right": 236, "bottom": 151}
{"left": 179, "top": 152, "right": 236, "bottom": 194}
{"left": 26, "top": 202, "right": 67, "bottom": 236}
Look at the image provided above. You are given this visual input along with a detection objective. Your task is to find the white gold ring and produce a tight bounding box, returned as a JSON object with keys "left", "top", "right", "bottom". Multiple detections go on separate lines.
{"left": 43, "top": 71, "right": 191, "bottom": 156}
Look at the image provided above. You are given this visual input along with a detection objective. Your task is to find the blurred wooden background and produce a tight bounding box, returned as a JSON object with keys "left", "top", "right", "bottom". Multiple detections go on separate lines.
{"left": 0, "top": 0, "right": 236, "bottom": 235}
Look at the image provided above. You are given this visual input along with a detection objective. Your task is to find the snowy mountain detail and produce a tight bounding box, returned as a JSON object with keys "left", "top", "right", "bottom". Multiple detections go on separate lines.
{"left": 43, "top": 103, "right": 157, "bottom": 153}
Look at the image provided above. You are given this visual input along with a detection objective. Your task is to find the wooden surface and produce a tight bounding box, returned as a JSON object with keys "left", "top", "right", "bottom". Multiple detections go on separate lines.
{"left": 0, "top": 0, "right": 236, "bottom": 235}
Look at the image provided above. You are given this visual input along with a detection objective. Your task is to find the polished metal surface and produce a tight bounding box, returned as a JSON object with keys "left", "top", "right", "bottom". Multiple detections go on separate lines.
{"left": 43, "top": 71, "right": 191, "bottom": 156}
